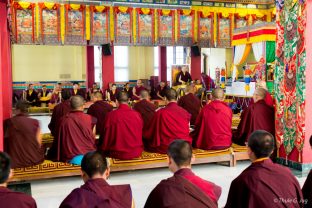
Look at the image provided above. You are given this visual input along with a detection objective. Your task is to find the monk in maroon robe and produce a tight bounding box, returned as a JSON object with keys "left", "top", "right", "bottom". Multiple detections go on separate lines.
{"left": 25, "top": 84, "right": 38, "bottom": 106}
{"left": 132, "top": 79, "right": 147, "bottom": 100}
{"left": 225, "top": 130, "right": 303, "bottom": 208}
{"left": 4, "top": 101, "right": 44, "bottom": 168}
{"left": 0, "top": 152, "right": 37, "bottom": 208}
{"left": 178, "top": 85, "right": 201, "bottom": 125}
{"left": 155, "top": 81, "right": 168, "bottom": 100}
{"left": 233, "top": 88, "right": 275, "bottom": 145}
{"left": 144, "top": 89, "right": 192, "bottom": 153}
{"left": 107, "top": 84, "right": 118, "bottom": 102}
{"left": 193, "top": 88, "right": 232, "bottom": 150}
{"left": 99, "top": 91, "right": 144, "bottom": 159}
{"left": 60, "top": 151, "right": 133, "bottom": 208}
{"left": 87, "top": 92, "right": 113, "bottom": 135}
{"left": 48, "top": 91, "right": 71, "bottom": 138}
{"left": 70, "top": 82, "right": 86, "bottom": 99}
{"left": 133, "top": 90, "right": 157, "bottom": 132}
{"left": 49, "top": 84, "right": 63, "bottom": 104}
{"left": 56, "top": 96, "right": 96, "bottom": 163}
{"left": 145, "top": 140, "right": 221, "bottom": 208}
{"left": 176, "top": 66, "right": 192, "bottom": 85}
{"left": 302, "top": 136, "right": 312, "bottom": 208}
{"left": 123, "top": 82, "right": 133, "bottom": 99}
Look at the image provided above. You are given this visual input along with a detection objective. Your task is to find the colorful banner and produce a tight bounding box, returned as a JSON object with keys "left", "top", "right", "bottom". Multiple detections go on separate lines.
{"left": 157, "top": 9, "right": 175, "bottom": 46}
{"left": 197, "top": 11, "right": 213, "bottom": 47}
{"left": 176, "top": 10, "right": 194, "bottom": 46}
{"left": 235, "top": 16, "right": 247, "bottom": 29}
{"left": 38, "top": 3, "right": 61, "bottom": 45}
{"left": 114, "top": 7, "right": 132, "bottom": 45}
{"left": 64, "top": 4, "right": 86, "bottom": 45}
{"left": 217, "top": 14, "right": 231, "bottom": 48}
{"left": 89, "top": 6, "right": 110, "bottom": 45}
{"left": 13, "top": 2, "right": 35, "bottom": 44}
{"left": 136, "top": 8, "right": 154, "bottom": 46}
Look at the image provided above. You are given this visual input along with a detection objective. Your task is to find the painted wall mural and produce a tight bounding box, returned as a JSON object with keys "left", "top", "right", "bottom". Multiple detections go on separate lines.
{"left": 275, "top": 0, "right": 306, "bottom": 161}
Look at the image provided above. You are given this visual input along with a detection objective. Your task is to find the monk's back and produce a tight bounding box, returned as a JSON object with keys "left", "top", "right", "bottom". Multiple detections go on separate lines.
{"left": 87, "top": 101, "right": 113, "bottom": 135}
{"left": 60, "top": 179, "right": 132, "bottom": 208}
{"left": 59, "top": 111, "right": 96, "bottom": 162}
{"left": 250, "top": 100, "right": 275, "bottom": 135}
{"left": 99, "top": 104, "right": 143, "bottom": 159}
{"left": 48, "top": 100, "right": 71, "bottom": 137}
{"left": 144, "top": 102, "right": 191, "bottom": 153}
{"left": 4, "top": 114, "right": 44, "bottom": 168}
{"left": 133, "top": 99, "right": 157, "bottom": 130}
{"left": 0, "top": 187, "right": 37, "bottom": 208}
{"left": 225, "top": 159, "right": 303, "bottom": 208}
{"left": 194, "top": 100, "right": 232, "bottom": 150}
{"left": 178, "top": 93, "right": 201, "bottom": 125}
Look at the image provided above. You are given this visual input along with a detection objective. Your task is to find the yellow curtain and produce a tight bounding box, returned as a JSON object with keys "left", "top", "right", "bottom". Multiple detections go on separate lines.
{"left": 238, "top": 44, "right": 251, "bottom": 65}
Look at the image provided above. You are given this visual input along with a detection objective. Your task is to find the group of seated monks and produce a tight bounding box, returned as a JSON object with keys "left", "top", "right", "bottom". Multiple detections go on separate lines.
{"left": 0, "top": 133, "right": 311, "bottom": 207}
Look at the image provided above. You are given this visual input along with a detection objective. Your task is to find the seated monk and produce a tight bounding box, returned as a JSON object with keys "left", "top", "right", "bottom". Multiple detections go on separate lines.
{"left": 133, "top": 90, "right": 157, "bottom": 132}
{"left": 256, "top": 80, "right": 274, "bottom": 107}
{"left": 192, "top": 88, "right": 232, "bottom": 150}
{"left": 177, "top": 85, "right": 201, "bottom": 125}
{"left": 0, "top": 152, "right": 37, "bottom": 208}
{"left": 132, "top": 79, "right": 147, "bottom": 100}
{"left": 87, "top": 82, "right": 102, "bottom": 101}
{"left": 4, "top": 101, "right": 44, "bottom": 168}
{"left": 37, "top": 84, "right": 51, "bottom": 106}
{"left": 56, "top": 96, "right": 96, "bottom": 165}
{"left": 70, "top": 82, "right": 86, "bottom": 99}
{"left": 155, "top": 81, "right": 168, "bottom": 100}
{"left": 144, "top": 140, "right": 221, "bottom": 208}
{"left": 48, "top": 91, "right": 71, "bottom": 138}
{"left": 99, "top": 91, "right": 143, "bottom": 159}
{"left": 233, "top": 88, "right": 275, "bottom": 145}
{"left": 107, "top": 84, "right": 118, "bottom": 103}
{"left": 123, "top": 82, "right": 133, "bottom": 99}
{"left": 302, "top": 135, "right": 312, "bottom": 208}
{"left": 60, "top": 151, "right": 134, "bottom": 208}
{"left": 87, "top": 92, "right": 113, "bottom": 135}
{"left": 225, "top": 130, "right": 303, "bottom": 208}
{"left": 144, "top": 89, "right": 192, "bottom": 153}
{"left": 50, "top": 83, "right": 63, "bottom": 104}
{"left": 24, "top": 83, "right": 38, "bottom": 106}
{"left": 176, "top": 66, "right": 192, "bottom": 85}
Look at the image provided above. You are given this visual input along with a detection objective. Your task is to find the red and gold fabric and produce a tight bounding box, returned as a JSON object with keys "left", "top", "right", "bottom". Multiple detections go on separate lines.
{"left": 217, "top": 13, "right": 231, "bottom": 48}
{"left": 135, "top": 8, "right": 154, "bottom": 46}
{"left": 89, "top": 6, "right": 110, "bottom": 45}
{"left": 64, "top": 4, "right": 86, "bottom": 45}
{"left": 38, "top": 3, "right": 61, "bottom": 45}
{"left": 114, "top": 7, "right": 133, "bottom": 45}
{"left": 12, "top": 2, "right": 36, "bottom": 44}
{"left": 197, "top": 11, "right": 213, "bottom": 47}
{"left": 157, "top": 9, "right": 175, "bottom": 46}
{"left": 176, "top": 9, "right": 195, "bottom": 46}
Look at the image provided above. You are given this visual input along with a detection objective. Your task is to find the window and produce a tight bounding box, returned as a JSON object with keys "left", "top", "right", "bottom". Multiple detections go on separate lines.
{"left": 94, "top": 46, "right": 102, "bottom": 84}
{"left": 114, "top": 46, "right": 129, "bottom": 82}
{"left": 166, "top": 46, "right": 187, "bottom": 83}
{"left": 154, "top": 47, "right": 159, "bottom": 76}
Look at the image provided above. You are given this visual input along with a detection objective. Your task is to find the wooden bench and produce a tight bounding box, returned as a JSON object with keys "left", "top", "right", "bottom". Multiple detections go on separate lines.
{"left": 231, "top": 143, "right": 249, "bottom": 166}
{"left": 10, "top": 148, "right": 234, "bottom": 183}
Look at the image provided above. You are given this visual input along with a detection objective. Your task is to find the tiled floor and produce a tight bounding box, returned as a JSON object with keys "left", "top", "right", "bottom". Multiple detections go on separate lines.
{"left": 30, "top": 161, "right": 308, "bottom": 208}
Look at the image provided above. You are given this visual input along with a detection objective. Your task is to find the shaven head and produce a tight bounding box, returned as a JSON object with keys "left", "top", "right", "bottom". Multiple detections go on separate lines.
{"left": 70, "top": 95, "right": 84, "bottom": 111}
{"left": 81, "top": 151, "right": 109, "bottom": 180}
{"left": 117, "top": 91, "right": 128, "bottom": 104}
{"left": 248, "top": 130, "right": 275, "bottom": 159}
{"left": 62, "top": 90, "right": 71, "bottom": 101}
{"left": 253, "top": 88, "right": 267, "bottom": 103}
{"left": 185, "top": 85, "right": 194, "bottom": 94}
{"left": 0, "top": 152, "right": 11, "bottom": 184}
{"left": 140, "top": 90, "right": 149, "bottom": 99}
{"left": 167, "top": 140, "right": 193, "bottom": 170}
{"left": 212, "top": 88, "right": 225, "bottom": 100}
{"left": 165, "top": 88, "right": 178, "bottom": 101}
{"left": 91, "top": 91, "right": 103, "bottom": 102}
{"left": 16, "top": 101, "right": 30, "bottom": 113}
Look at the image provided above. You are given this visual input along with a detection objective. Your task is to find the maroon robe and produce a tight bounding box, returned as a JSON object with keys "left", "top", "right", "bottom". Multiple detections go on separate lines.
{"left": 107, "top": 89, "right": 118, "bottom": 102}
{"left": 99, "top": 104, "right": 143, "bottom": 159}
{"left": 123, "top": 87, "right": 133, "bottom": 99}
{"left": 250, "top": 91, "right": 274, "bottom": 107}
{"left": 132, "top": 86, "right": 147, "bottom": 100}
{"left": 0, "top": 187, "right": 37, "bottom": 208}
{"left": 48, "top": 100, "right": 71, "bottom": 137}
{"left": 176, "top": 71, "right": 192, "bottom": 85}
{"left": 193, "top": 100, "right": 232, "bottom": 150}
{"left": 144, "top": 170, "right": 218, "bottom": 208}
{"left": 155, "top": 86, "right": 168, "bottom": 99}
{"left": 143, "top": 102, "right": 192, "bottom": 153}
{"left": 233, "top": 99, "right": 275, "bottom": 145}
{"left": 87, "top": 101, "right": 113, "bottom": 135}
{"left": 302, "top": 170, "right": 312, "bottom": 208}
{"left": 60, "top": 178, "right": 132, "bottom": 208}
{"left": 70, "top": 88, "right": 86, "bottom": 99}
{"left": 177, "top": 93, "right": 201, "bottom": 125}
{"left": 26, "top": 90, "right": 38, "bottom": 103}
{"left": 57, "top": 111, "right": 96, "bottom": 162}
{"left": 50, "top": 92, "right": 62, "bottom": 104}
{"left": 133, "top": 99, "right": 157, "bottom": 131}
{"left": 225, "top": 159, "right": 303, "bottom": 208}
{"left": 4, "top": 114, "right": 44, "bottom": 168}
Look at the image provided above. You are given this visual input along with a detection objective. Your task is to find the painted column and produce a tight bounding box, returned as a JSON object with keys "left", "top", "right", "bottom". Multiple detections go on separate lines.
{"left": 159, "top": 46, "right": 167, "bottom": 82}
{"left": 86, "top": 46, "right": 95, "bottom": 89}
{"left": 101, "top": 46, "right": 114, "bottom": 90}
{"left": 0, "top": 0, "right": 12, "bottom": 151}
